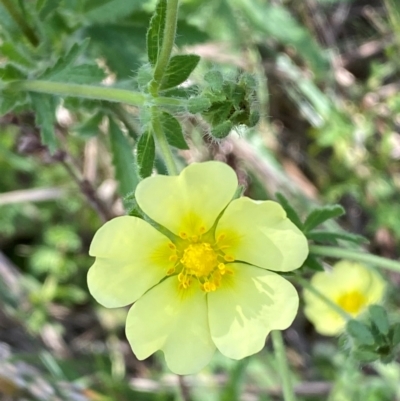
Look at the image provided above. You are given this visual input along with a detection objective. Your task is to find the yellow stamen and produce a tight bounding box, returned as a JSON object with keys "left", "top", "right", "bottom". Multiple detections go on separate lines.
{"left": 166, "top": 267, "right": 175, "bottom": 275}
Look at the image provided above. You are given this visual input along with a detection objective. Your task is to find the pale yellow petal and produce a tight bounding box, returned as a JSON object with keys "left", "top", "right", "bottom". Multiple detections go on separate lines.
{"left": 126, "top": 277, "right": 215, "bottom": 375}
{"left": 215, "top": 198, "right": 308, "bottom": 272}
{"left": 304, "top": 304, "right": 345, "bottom": 336}
{"left": 88, "top": 216, "right": 174, "bottom": 308}
{"left": 135, "top": 161, "right": 238, "bottom": 237}
{"left": 305, "top": 261, "right": 385, "bottom": 300}
{"left": 208, "top": 263, "right": 299, "bottom": 359}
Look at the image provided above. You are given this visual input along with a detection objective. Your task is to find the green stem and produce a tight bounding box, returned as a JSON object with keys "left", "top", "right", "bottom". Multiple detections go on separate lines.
{"left": 271, "top": 331, "right": 297, "bottom": 401}
{"left": 151, "top": 0, "right": 180, "bottom": 90}
{"left": 6, "top": 80, "right": 186, "bottom": 110}
{"left": 0, "top": 0, "right": 39, "bottom": 46}
{"left": 295, "top": 276, "right": 352, "bottom": 321}
{"left": 310, "top": 245, "right": 400, "bottom": 273}
{"left": 151, "top": 107, "right": 178, "bottom": 175}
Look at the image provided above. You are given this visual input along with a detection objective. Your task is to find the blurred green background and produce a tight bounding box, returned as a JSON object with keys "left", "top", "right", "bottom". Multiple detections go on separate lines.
{"left": 1, "top": 0, "right": 400, "bottom": 400}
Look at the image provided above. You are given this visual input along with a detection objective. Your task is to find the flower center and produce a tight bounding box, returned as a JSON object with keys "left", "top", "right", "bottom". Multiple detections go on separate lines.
{"left": 336, "top": 290, "right": 366, "bottom": 315}
{"left": 181, "top": 243, "right": 218, "bottom": 277}
{"left": 166, "top": 232, "right": 235, "bottom": 293}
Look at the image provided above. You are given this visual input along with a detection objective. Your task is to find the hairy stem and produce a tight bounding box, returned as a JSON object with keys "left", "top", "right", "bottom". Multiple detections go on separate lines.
{"left": 271, "top": 331, "right": 297, "bottom": 401}
{"left": 151, "top": 107, "right": 178, "bottom": 175}
{"left": 151, "top": 0, "right": 180, "bottom": 91}
{"left": 310, "top": 245, "right": 400, "bottom": 273}
{"left": 5, "top": 80, "right": 186, "bottom": 109}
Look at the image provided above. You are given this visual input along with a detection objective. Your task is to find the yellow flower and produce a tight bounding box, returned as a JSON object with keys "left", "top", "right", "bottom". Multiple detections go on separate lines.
{"left": 88, "top": 161, "right": 308, "bottom": 374}
{"left": 303, "top": 260, "right": 386, "bottom": 336}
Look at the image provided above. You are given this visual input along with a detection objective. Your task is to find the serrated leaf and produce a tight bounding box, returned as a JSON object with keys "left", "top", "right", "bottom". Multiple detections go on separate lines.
{"left": 303, "top": 204, "right": 345, "bottom": 233}
{"left": 160, "top": 54, "right": 200, "bottom": 90}
{"left": 160, "top": 112, "right": 188, "bottom": 150}
{"left": 83, "top": 24, "right": 147, "bottom": 78}
{"left": 51, "top": 64, "right": 106, "bottom": 84}
{"left": 275, "top": 192, "right": 303, "bottom": 230}
{"left": 306, "top": 230, "right": 368, "bottom": 244}
{"left": 42, "top": 39, "right": 90, "bottom": 80}
{"left": 30, "top": 93, "right": 57, "bottom": 153}
{"left": 346, "top": 320, "right": 375, "bottom": 346}
{"left": 0, "top": 64, "right": 26, "bottom": 81}
{"left": 146, "top": 0, "right": 167, "bottom": 66}
{"left": 303, "top": 254, "right": 324, "bottom": 271}
{"left": 369, "top": 305, "right": 390, "bottom": 336}
{"left": 109, "top": 118, "right": 139, "bottom": 203}
{"left": 0, "top": 43, "right": 34, "bottom": 68}
{"left": 136, "top": 131, "right": 155, "bottom": 178}
{"left": 0, "top": 91, "right": 27, "bottom": 115}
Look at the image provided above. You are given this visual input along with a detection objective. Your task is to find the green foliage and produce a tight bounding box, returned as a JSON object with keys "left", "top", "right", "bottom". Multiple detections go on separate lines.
{"left": 109, "top": 117, "right": 139, "bottom": 200}
{"left": 147, "top": 0, "right": 167, "bottom": 66}
{"left": 160, "top": 54, "right": 200, "bottom": 90}
{"left": 29, "top": 93, "right": 58, "bottom": 153}
{"left": 303, "top": 205, "right": 345, "bottom": 233}
{"left": 275, "top": 192, "right": 303, "bottom": 230}
{"left": 137, "top": 130, "right": 155, "bottom": 178}
{"left": 160, "top": 112, "right": 188, "bottom": 150}
{"left": 345, "top": 306, "right": 400, "bottom": 364}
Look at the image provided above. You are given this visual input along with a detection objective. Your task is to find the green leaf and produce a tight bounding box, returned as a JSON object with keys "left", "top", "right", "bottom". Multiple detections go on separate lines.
{"left": 160, "top": 112, "right": 189, "bottom": 150}
{"left": 211, "top": 120, "right": 232, "bottom": 139}
{"left": 352, "top": 349, "right": 379, "bottom": 363}
{"left": 37, "top": 0, "right": 62, "bottom": 19}
{"left": 0, "top": 91, "right": 27, "bottom": 115}
{"left": 41, "top": 39, "right": 90, "bottom": 79}
{"left": 0, "top": 64, "right": 26, "bottom": 81}
{"left": 303, "top": 204, "right": 345, "bottom": 233}
{"left": 0, "top": 42, "right": 34, "bottom": 68}
{"left": 205, "top": 70, "right": 223, "bottom": 92}
{"left": 303, "top": 254, "right": 324, "bottom": 271}
{"left": 275, "top": 192, "right": 303, "bottom": 230}
{"left": 306, "top": 230, "right": 368, "bottom": 244}
{"left": 391, "top": 323, "right": 400, "bottom": 347}
{"left": 74, "top": 112, "right": 103, "bottom": 138}
{"left": 146, "top": 0, "right": 167, "bottom": 66}
{"left": 346, "top": 320, "right": 375, "bottom": 346}
{"left": 187, "top": 96, "right": 211, "bottom": 114}
{"left": 136, "top": 131, "right": 155, "bottom": 178}
{"left": 160, "top": 54, "right": 200, "bottom": 90}
{"left": 82, "top": 24, "right": 147, "bottom": 78}
{"left": 50, "top": 64, "right": 106, "bottom": 84}
{"left": 83, "top": 0, "right": 147, "bottom": 23}
{"left": 369, "top": 305, "right": 390, "bottom": 336}
{"left": 30, "top": 93, "right": 58, "bottom": 154}
{"left": 109, "top": 118, "right": 139, "bottom": 202}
